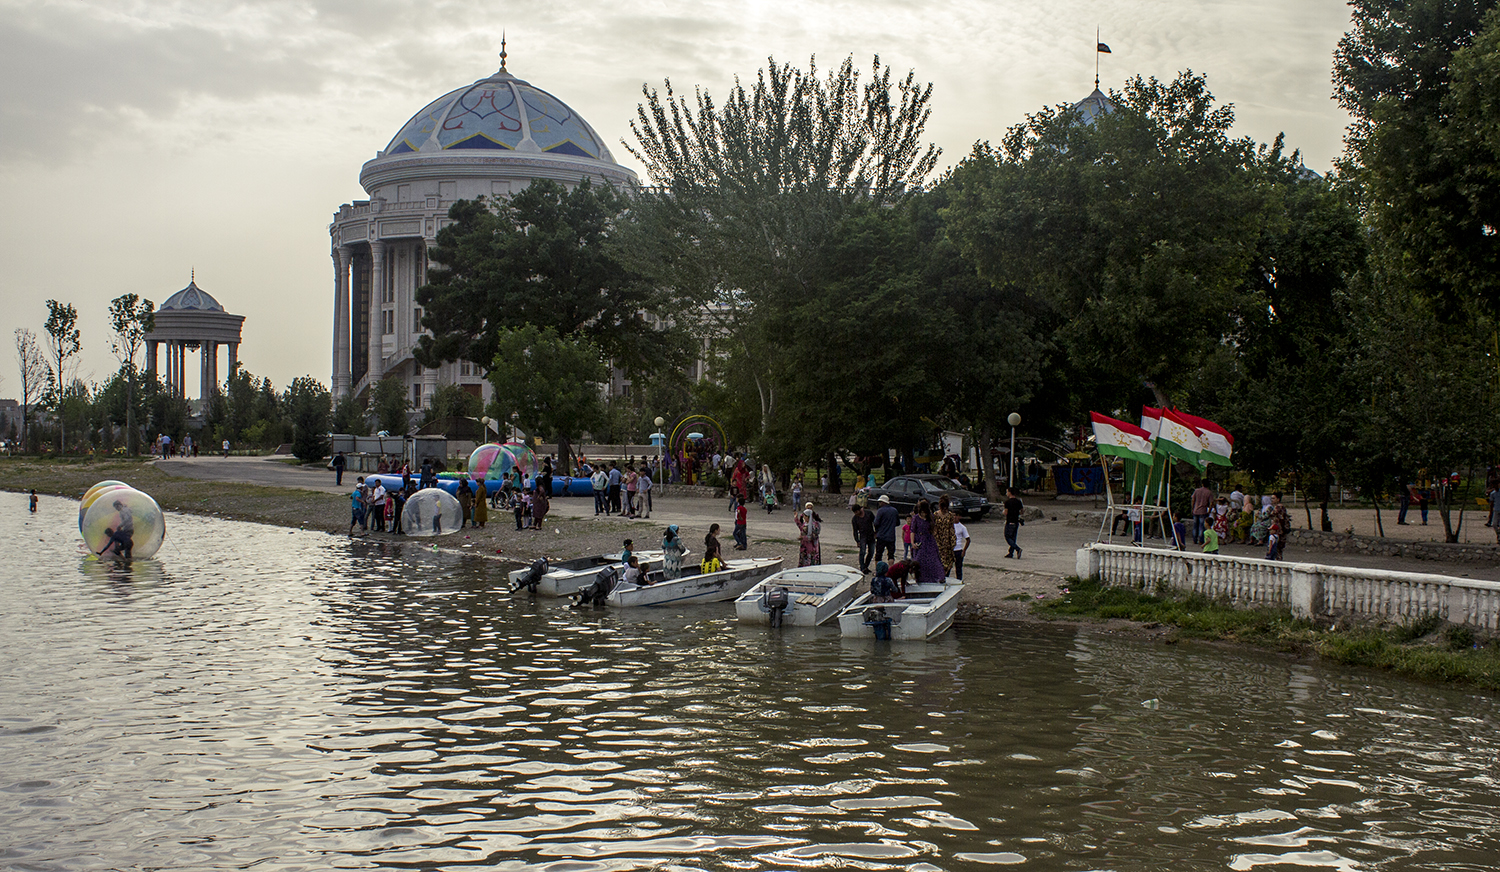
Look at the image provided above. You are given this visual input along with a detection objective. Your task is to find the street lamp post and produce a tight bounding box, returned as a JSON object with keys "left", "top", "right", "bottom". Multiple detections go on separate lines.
{"left": 1007, "top": 412, "right": 1022, "bottom": 488}
{"left": 653, "top": 416, "right": 665, "bottom": 475}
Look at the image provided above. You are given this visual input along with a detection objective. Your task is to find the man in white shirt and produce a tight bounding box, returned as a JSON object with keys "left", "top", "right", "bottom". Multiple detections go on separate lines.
{"left": 952, "top": 520, "right": 971, "bottom": 580}
{"left": 591, "top": 467, "right": 609, "bottom": 515}
{"left": 370, "top": 482, "right": 387, "bottom": 533}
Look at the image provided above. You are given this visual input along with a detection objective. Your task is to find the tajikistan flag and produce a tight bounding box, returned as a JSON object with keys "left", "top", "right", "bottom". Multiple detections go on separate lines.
{"left": 1140, "top": 406, "right": 1162, "bottom": 438}
{"left": 1174, "top": 410, "right": 1234, "bottom": 467}
{"left": 1090, "top": 412, "right": 1153, "bottom": 465}
{"left": 1156, "top": 409, "right": 1205, "bottom": 468}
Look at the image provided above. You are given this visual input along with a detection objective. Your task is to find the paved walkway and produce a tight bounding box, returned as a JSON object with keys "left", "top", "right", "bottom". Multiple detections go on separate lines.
{"left": 154, "top": 456, "right": 1500, "bottom": 583}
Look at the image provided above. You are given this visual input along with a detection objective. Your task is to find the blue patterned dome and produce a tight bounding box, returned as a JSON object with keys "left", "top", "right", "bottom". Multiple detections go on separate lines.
{"left": 383, "top": 68, "right": 618, "bottom": 164}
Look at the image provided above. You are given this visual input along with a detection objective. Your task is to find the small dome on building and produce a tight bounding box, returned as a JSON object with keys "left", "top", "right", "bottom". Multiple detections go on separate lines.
{"left": 383, "top": 67, "right": 618, "bottom": 164}
{"left": 1070, "top": 88, "right": 1117, "bottom": 126}
{"left": 159, "top": 278, "right": 225, "bottom": 312}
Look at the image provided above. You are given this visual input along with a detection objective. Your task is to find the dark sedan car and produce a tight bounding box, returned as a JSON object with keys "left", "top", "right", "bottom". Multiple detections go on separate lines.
{"left": 863, "top": 474, "right": 991, "bottom": 519}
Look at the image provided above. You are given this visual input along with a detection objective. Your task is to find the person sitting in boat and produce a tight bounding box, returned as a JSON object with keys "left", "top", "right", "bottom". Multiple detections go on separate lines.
{"left": 622, "top": 555, "right": 647, "bottom": 586}
{"left": 870, "top": 561, "right": 898, "bottom": 603}
{"left": 621, "top": 538, "right": 634, "bottom": 567}
{"left": 702, "top": 524, "right": 723, "bottom": 573}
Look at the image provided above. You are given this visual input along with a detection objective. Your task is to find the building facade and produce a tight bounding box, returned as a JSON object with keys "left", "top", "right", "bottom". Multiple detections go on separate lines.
{"left": 328, "top": 56, "right": 639, "bottom": 411}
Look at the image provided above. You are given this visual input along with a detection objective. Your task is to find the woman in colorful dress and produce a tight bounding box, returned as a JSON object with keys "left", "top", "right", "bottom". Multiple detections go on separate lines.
{"left": 910, "top": 498, "right": 944, "bottom": 584}
{"left": 796, "top": 504, "right": 822, "bottom": 566}
{"left": 932, "top": 496, "right": 958, "bottom": 578}
{"left": 662, "top": 525, "right": 685, "bottom": 580}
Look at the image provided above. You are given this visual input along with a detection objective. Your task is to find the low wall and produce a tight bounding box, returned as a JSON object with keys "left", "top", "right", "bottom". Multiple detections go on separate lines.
{"left": 1286, "top": 528, "right": 1500, "bottom": 564}
{"left": 1077, "top": 543, "right": 1500, "bottom": 630}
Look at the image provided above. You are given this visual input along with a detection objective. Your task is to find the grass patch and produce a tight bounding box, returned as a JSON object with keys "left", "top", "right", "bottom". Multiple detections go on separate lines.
{"left": 1037, "top": 577, "right": 1500, "bottom": 691}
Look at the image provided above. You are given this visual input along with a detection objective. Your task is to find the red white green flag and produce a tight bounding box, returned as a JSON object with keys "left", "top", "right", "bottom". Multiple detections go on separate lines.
{"left": 1090, "top": 412, "right": 1153, "bottom": 465}
{"left": 1173, "top": 410, "right": 1234, "bottom": 467}
{"left": 1156, "top": 409, "right": 1204, "bottom": 468}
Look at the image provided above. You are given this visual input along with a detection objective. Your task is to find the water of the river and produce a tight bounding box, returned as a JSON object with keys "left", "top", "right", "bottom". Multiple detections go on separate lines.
{"left": 4, "top": 493, "right": 1500, "bottom": 871}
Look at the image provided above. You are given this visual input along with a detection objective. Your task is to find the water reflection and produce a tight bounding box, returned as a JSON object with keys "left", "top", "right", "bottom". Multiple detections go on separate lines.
{"left": 2, "top": 493, "right": 1500, "bottom": 871}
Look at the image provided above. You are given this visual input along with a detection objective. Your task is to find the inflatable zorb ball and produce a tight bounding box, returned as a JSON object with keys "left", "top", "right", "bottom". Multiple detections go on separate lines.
{"left": 79, "top": 480, "right": 129, "bottom": 533}
{"left": 469, "top": 443, "right": 504, "bottom": 481}
{"left": 82, "top": 487, "right": 166, "bottom": 559}
{"left": 402, "top": 488, "right": 462, "bottom": 537}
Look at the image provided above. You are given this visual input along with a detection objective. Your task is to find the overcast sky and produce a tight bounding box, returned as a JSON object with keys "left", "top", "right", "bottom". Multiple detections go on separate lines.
{"left": 0, "top": 0, "right": 1356, "bottom": 400}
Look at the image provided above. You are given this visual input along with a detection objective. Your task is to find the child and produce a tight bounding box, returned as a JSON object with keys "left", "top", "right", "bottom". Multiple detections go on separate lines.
{"left": 1265, "top": 517, "right": 1283, "bottom": 561}
{"left": 28, "top": 489, "right": 37, "bottom": 513}
{"left": 512, "top": 490, "right": 526, "bottom": 531}
{"left": 870, "top": 561, "right": 898, "bottom": 603}
{"left": 623, "top": 555, "right": 644, "bottom": 586}
{"left": 733, "top": 497, "right": 748, "bottom": 550}
{"left": 1202, "top": 524, "right": 1220, "bottom": 554}
{"left": 902, "top": 517, "right": 913, "bottom": 559}
{"left": 621, "top": 539, "right": 634, "bottom": 567}
{"left": 1171, "top": 512, "right": 1188, "bottom": 551}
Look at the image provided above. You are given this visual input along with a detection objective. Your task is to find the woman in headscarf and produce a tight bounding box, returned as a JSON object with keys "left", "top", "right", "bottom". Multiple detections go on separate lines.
{"left": 472, "top": 478, "right": 488, "bottom": 528}
{"left": 932, "top": 495, "right": 957, "bottom": 578}
{"left": 662, "top": 525, "right": 685, "bottom": 580}
{"left": 796, "top": 503, "right": 822, "bottom": 566}
{"left": 910, "top": 498, "right": 944, "bottom": 584}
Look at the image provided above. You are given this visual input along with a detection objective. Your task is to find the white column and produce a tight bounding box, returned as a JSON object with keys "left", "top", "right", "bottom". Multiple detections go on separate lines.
{"left": 333, "top": 246, "right": 351, "bottom": 399}
{"left": 368, "top": 240, "right": 385, "bottom": 389}
{"left": 419, "top": 242, "right": 436, "bottom": 407}
{"left": 200, "top": 344, "right": 209, "bottom": 402}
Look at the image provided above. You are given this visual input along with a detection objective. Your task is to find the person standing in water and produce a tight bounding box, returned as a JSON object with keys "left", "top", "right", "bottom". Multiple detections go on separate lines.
{"left": 29, "top": 489, "right": 38, "bottom": 513}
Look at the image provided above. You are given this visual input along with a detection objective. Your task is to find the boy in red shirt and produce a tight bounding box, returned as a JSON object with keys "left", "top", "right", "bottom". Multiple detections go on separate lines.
{"left": 733, "top": 497, "right": 748, "bottom": 550}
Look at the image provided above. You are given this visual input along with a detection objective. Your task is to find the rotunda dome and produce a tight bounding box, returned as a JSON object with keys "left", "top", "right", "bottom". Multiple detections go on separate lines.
{"left": 359, "top": 63, "right": 637, "bottom": 193}
{"left": 159, "top": 279, "right": 225, "bottom": 312}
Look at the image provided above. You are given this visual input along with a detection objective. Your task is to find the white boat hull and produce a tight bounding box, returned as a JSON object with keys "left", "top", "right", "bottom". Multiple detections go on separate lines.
{"left": 734, "top": 565, "right": 866, "bottom": 627}
{"left": 836, "top": 581, "right": 964, "bottom": 641}
{"left": 508, "top": 551, "right": 673, "bottom": 597}
{"left": 608, "top": 557, "right": 784, "bottom": 607}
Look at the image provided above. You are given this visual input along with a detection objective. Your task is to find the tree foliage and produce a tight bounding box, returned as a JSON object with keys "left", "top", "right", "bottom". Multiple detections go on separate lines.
{"left": 107, "top": 294, "right": 155, "bottom": 456}
{"left": 370, "top": 374, "right": 409, "bottom": 436}
{"left": 416, "top": 179, "right": 685, "bottom": 380}
{"left": 13, "top": 328, "right": 45, "bottom": 451}
{"left": 285, "top": 376, "right": 332, "bottom": 462}
{"left": 624, "top": 55, "right": 941, "bottom": 436}
{"left": 485, "top": 325, "right": 607, "bottom": 471}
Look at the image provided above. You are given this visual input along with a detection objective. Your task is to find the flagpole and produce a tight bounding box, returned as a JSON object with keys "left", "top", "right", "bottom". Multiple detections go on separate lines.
{"left": 1096, "top": 26, "right": 1101, "bottom": 89}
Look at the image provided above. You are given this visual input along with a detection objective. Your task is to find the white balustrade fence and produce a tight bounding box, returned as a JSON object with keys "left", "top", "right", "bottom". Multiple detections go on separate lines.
{"left": 1076, "top": 544, "right": 1500, "bottom": 630}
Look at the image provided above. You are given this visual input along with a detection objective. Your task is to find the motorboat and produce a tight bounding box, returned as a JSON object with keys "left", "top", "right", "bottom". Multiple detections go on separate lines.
{"left": 607, "top": 556, "right": 784, "bottom": 608}
{"left": 835, "top": 581, "right": 965, "bottom": 641}
{"left": 734, "top": 564, "right": 866, "bottom": 627}
{"left": 508, "top": 550, "right": 675, "bottom": 597}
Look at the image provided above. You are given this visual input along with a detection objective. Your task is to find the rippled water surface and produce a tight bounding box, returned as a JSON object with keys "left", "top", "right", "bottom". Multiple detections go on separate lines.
{"left": 5, "top": 493, "right": 1500, "bottom": 871}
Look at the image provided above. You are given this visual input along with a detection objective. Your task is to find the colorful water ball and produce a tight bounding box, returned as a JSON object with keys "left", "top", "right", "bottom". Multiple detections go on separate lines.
{"left": 498, "top": 442, "right": 537, "bottom": 477}
{"left": 82, "top": 487, "right": 166, "bottom": 559}
{"left": 79, "top": 481, "right": 130, "bottom": 533}
{"left": 469, "top": 443, "right": 504, "bottom": 480}
{"left": 402, "top": 488, "right": 462, "bottom": 537}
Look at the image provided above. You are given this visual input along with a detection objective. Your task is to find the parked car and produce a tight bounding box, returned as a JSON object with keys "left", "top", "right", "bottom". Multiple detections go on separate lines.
{"left": 863, "top": 474, "right": 991, "bottom": 519}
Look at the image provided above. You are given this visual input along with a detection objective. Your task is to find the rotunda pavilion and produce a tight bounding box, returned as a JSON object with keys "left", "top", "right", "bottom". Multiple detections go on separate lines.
{"left": 328, "top": 52, "right": 639, "bottom": 410}
{"left": 145, "top": 276, "right": 245, "bottom": 403}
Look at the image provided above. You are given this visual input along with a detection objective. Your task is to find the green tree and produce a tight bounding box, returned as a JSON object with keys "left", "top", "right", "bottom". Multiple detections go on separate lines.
{"left": 332, "top": 397, "right": 368, "bottom": 436}
{"left": 284, "top": 376, "right": 332, "bottom": 462}
{"left": 625, "top": 55, "right": 940, "bottom": 435}
{"left": 107, "top": 294, "right": 155, "bottom": 456}
{"left": 424, "top": 383, "right": 483, "bottom": 429}
{"left": 416, "top": 179, "right": 687, "bottom": 383}
{"left": 485, "top": 326, "right": 607, "bottom": 470}
{"left": 1335, "top": 0, "right": 1500, "bottom": 321}
{"left": 943, "top": 73, "right": 1273, "bottom": 412}
{"left": 370, "top": 374, "right": 409, "bottom": 436}
{"left": 43, "top": 300, "right": 81, "bottom": 451}
{"left": 13, "top": 328, "right": 45, "bottom": 452}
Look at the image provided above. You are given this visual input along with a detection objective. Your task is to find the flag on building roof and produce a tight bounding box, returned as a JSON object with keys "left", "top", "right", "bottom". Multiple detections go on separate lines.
{"left": 1156, "top": 409, "right": 1204, "bottom": 468}
{"left": 1173, "top": 410, "right": 1234, "bottom": 467}
{"left": 1090, "top": 412, "right": 1153, "bottom": 465}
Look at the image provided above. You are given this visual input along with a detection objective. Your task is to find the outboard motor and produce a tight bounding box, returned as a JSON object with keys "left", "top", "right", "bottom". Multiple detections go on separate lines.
{"left": 862, "top": 606, "right": 893, "bottom": 640}
{"left": 573, "top": 566, "right": 619, "bottom": 609}
{"left": 764, "top": 587, "right": 791, "bottom": 629}
{"left": 512, "top": 557, "right": 549, "bottom": 594}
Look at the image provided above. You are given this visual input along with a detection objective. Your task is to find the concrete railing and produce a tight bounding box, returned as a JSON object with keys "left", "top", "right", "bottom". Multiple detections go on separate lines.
{"left": 1076, "top": 543, "right": 1500, "bottom": 630}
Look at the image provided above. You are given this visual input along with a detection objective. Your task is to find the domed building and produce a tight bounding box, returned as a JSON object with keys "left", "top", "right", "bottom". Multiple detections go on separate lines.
{"left": 146, "top": 275, "right": 245, "bottom": 404}
{"left": 328, "top": 52, "right": 638, "bottom": 408}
